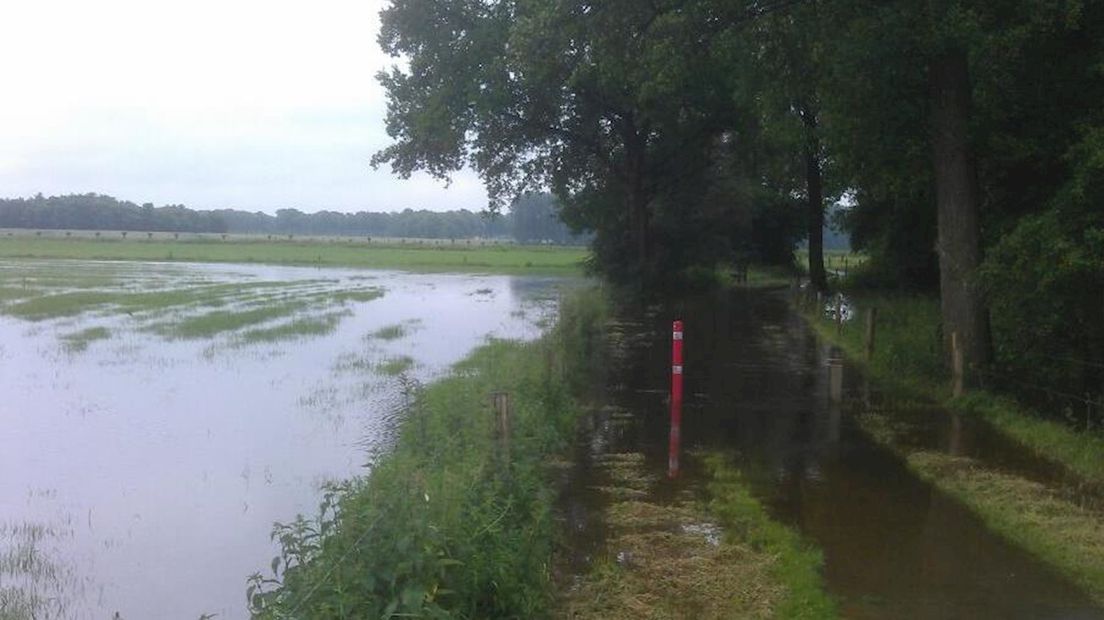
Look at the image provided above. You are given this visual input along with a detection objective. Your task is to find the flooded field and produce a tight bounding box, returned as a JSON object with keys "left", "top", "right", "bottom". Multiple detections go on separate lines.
{"left": 0, "top": 259, "right": 569, "bottom": 619}
{"left": 580, "top": 288, "right": 1104, "bottom": 620}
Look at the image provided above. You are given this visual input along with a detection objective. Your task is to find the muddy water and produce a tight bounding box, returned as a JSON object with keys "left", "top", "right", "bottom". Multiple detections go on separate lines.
{"left": 0, "top": 260, "right": 570, "bottom": 619}
{"left": 597, "top": 288, "right": 1102, "bottom": 619}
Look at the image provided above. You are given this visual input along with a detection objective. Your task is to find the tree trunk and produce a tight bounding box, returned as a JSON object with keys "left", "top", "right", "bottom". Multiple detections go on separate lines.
{"left": 928, "top": 48, "right": 990, "bottom": 383}
{"left": 803, "top": 110, "right": 828, "bottom": 291}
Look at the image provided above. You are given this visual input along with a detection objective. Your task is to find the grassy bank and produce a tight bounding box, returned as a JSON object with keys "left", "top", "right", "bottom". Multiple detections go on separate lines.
{"left": 0, "top": 236, "right": 587, "bottom": 275}
{"left": 800, "top": 292, "right": 1104, "bottom": 485}
{"left": 247, "top": 289, "right": 608, "bottom": 618}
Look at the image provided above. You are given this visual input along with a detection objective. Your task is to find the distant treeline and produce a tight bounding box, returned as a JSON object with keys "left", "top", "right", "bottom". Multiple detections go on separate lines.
{"left": 0, "top": 193, "right": 587, "bottom": 244}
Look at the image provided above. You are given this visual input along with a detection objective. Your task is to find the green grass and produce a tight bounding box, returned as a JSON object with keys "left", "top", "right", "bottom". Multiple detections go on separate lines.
{"left": 375, "top": 355, "right": 415, "bottom": 376}
{"left": 238, "top": 312, "right": 349, "bottom": 344}
{"left": 799, "top": 291, "right": 1104, "bottom": 485}
{"left": 705, "top": 455, "right": 838, "bottom": 619}
{"left": 906, "top": 452, "right": 1104, "bottom": 606}
{"left": 0, "top": 236, "right": 587, "bottom": 275}
{"left": 59, "top": 326, "right": 111, "bottom": 352}
{"left": 367, "top": 323, "right": 408, "bottom": 341}
{"left": 247, "top": 288, "right": 609, "bottom": 618}
{"left": 154, "top": 301, "right": 312, "bottom": 339}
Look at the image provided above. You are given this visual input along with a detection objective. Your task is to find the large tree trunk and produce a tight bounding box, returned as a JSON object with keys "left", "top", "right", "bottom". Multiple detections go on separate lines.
{"left": 928, "top": 48, "right": 990, "bottom": 383}
{"left": 802, "top": 109, "right": 828, "bottom": 291}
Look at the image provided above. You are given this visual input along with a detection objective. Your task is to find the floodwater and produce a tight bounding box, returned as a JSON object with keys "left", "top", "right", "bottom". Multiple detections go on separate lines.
{"left": 0, "top": 259, "right": 569, "bottom": 619}
{"left": 583, "top": 287, "right": 1103, "bottom": 619}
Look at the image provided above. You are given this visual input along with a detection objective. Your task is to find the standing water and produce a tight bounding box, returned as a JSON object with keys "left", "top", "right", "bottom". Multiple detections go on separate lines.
{"left": 591, "top": 287, "right": 1103, "bottom": 619}
{"left": 0, "top": 259, "right": 571, "bottom": 619}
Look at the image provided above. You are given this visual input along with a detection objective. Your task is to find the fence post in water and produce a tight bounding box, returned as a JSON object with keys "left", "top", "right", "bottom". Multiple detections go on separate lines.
{"left": 865, "top": 307, "right": 878, "bottom": 362}
{"left": 668, "top": 320, "right": 684, "bottom": 479}
{"left": 491, "top": 391, "right": 511, "bottom": 456}
{"left": 951, "top": 332, "right": 965, "bottom": 398}
{"left": 836, "top": 295, "right": 844, "bottom": 335}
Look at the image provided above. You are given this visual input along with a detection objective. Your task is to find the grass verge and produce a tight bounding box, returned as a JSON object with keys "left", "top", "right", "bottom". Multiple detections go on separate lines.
{"left": 247, "top": 288, "right": 609, "bottom": 618}
{"left": 905, "top": 451, "right": 1104, "bottom": 605}
{"left": 799, "top": 292, "right": 1104, "bottom": 485}
{"left": 561, "top": 450, "right": 835, "bottom": 620}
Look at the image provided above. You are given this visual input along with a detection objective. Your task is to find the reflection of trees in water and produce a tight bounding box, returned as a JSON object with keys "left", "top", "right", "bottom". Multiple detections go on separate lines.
{"left": 0, "top": 521, "right": 81, "bottom": 619}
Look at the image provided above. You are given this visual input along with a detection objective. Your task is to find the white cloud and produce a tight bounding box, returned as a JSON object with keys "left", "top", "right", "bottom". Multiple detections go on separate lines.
{"left": 0, "top": 0, "right": 488, "bottom": 212}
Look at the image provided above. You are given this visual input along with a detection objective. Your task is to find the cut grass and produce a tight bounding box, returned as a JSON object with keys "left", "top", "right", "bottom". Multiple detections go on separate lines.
{"left": 0, "top": 237, "right": 587, "bottom": 275}
{"left": 563, "top": 451, "right": 836, "bottom": 620}
{"left": 906, "top": 451, "right": 1104, "bottom": 606}
{"left": 59, "top": 326, "right": 111, "bottom": 352}
{"left": 800, "top": 292, "right": 1104, "bottom": 485}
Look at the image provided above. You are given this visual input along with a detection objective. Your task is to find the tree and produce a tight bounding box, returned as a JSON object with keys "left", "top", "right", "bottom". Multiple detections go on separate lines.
{"left": 373, "top": 0, "right": 768, "bottom": 285}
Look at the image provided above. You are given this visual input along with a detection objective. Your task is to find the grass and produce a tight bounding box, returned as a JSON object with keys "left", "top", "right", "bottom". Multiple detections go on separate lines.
{"left": 59, "top": 326, "right": 111, "bottom": 352}
{"left": 247, "top": 288, "right": 609, "bottom": 618}
{"left": 375, "top": 355, "right": 415, "bottom": 376}
{"left": 367, "top": 323, "right": 408, "bottom": 341}
{"left": 0, "top": 236, "right": 587, "bottom": 275}
{"left": 238, "top": 311, "right": 350, "bottom": 344}
{"left": 906, "top": 452, "right": 1104, "bottom": 605}
{"left": 154, "top": 300, "right": 312, "bottom": 340}
{"left": 799, "top": 291, "right": 1104, "bottom": 485}
{"left": 562, "top": 451, "right": 836, "bottom": 619}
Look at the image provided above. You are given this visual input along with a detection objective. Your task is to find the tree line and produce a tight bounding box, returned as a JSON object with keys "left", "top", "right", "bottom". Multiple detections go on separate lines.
{"left": 0, "top": 192, "right": 586, "bottom": 244}
{"left": 372, "top": 0, "right": 1104, "bottom": 396}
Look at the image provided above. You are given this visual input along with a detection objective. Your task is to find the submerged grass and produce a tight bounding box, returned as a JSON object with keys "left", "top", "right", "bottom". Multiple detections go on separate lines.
{"left": 375, "top": 355, "right": 415, "bottom": 376}
{"left": 156, "top": 301, "right": 312, "bottom": 340}
{"left": 59, "top": 326, "right": 111, "bottom": 352}
{"left": 247, "top": 288, "right": 609, "bottom": 618}
{"left": 368, "top": 323, "right": 408, "bottom": 341}
{"left": 238, "top": 311, "right": 350, "bottom": 344}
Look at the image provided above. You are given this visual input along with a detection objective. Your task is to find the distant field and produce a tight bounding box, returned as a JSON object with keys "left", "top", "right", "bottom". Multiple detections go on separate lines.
{"left": 0, "top": 230, "right": 588, "bottom": 275}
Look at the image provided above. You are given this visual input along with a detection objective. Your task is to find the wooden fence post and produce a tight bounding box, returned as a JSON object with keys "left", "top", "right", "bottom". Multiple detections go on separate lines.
{"left": 491, "top": 392, "right": 511, "bottom": 455}
{"left": 865, "top": 307, "right": 877, "bottom": 362}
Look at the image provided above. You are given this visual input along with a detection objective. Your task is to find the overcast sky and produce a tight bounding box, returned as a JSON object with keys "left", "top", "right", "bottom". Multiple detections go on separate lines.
{"left": 0, "top": 0, "right": 488, "bottom": 214}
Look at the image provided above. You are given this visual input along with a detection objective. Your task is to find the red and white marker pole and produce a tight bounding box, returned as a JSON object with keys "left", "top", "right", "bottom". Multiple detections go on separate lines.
{"left": 668, "top": 320, "right": 684, "bottom": 479}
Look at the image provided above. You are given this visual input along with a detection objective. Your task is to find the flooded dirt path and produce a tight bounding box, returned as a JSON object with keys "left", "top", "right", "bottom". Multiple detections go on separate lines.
{"left": 572, "top": 287, "right": 1102, "bottom": 619}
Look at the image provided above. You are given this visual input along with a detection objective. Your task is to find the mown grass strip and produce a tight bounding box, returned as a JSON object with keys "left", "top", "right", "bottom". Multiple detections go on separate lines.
{"left": 705, "top": 454, "right": 838, "bottom": 620}
{"left": 799, "top": 293, "right": 1104, "bottom": 485}
{"left": 906, "top": 451, "right": 1104, "bottom": 606}
{"left": 247, "top": 288, "right": 608, "bottom": 618}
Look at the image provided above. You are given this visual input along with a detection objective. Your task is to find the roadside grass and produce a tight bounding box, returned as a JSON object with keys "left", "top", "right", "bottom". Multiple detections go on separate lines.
{"left": 800, "top": 292, "right": 1104, "bottom": 485}
{"left": 0, "top": 237, "right": 587, "bottom": 275}
{"left": 705, "top": 455, "right": 838, "bottom": 619}
{"left": 906, "top": 452, "right": 1104, "bottom": 606}
{"left": 247, "top": 288, "right": 609, "bottom": 618}
{"left": 564, "top": 451, "right": 836, "bottom": 620}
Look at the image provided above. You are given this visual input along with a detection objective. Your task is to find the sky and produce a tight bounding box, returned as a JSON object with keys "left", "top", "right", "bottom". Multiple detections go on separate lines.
{"left": 0, "top": 0, "right": 489, "bottom": 214}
